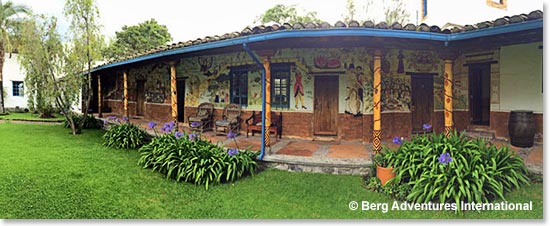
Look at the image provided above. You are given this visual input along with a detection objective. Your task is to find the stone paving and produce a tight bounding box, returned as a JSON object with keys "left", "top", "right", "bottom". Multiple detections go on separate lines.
{"left": 97, "top": 113, "right": 543, "bottom": 175}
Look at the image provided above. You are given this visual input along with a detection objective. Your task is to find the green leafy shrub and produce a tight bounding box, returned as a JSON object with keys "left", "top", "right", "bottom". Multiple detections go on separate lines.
{"left": 102, "top": 118, "right": 150, "bottom": 149}
{"left": 386, "top": 131, "right": 530, "bottom": 212}
{"left": 64, "top": 114, "right": 101, "bottom": 129}
{"left": 138, "top": 131, "right": 259, "bottom": 189}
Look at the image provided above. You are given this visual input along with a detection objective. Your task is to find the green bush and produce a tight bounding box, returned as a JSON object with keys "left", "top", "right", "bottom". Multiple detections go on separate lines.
{"left": 103, "top": 121, "right": 150, "bottom": 149}
{"left": 138, "top": 132, "right": 259, "bottom": 189}
{"left": 385, "top": 131, "right": 530, "bottom": 212}
{"left": 64, "top": 114, "right": 101, "bottom": 129}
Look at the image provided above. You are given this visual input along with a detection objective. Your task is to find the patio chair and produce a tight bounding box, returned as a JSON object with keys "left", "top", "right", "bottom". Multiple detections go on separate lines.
{"left": 188, "top": 102, "right": 214, "bottom": 132}
{"left": 245, "top": 111, "right": 282, "bottom": 140}
{"left": 214, "top": 103, "right": 242, "bottom": 136}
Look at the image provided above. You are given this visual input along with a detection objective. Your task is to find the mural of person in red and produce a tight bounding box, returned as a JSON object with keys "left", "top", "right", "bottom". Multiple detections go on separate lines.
{"left": 294, "top": 70, "right": 306, "bottom": 109}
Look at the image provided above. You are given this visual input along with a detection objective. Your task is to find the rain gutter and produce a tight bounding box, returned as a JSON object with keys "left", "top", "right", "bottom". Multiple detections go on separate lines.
{"left": 242, "top": 43, "right": 266, "bottom": 160}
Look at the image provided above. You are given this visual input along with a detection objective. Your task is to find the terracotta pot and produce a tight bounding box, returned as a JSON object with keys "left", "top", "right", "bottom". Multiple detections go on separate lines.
{"left": 376, "top": 165, "right": 396, "bottom": 186}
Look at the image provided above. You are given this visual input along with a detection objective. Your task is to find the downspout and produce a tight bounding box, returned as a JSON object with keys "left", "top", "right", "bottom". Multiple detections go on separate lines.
{"left": 243, "top": 43, "right": 266, "bottom": 160}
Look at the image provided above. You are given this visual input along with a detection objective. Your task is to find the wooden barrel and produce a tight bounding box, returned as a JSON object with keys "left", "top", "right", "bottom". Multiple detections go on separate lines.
{"left": 508, "top": 110, "right": 535, "bottom": 148}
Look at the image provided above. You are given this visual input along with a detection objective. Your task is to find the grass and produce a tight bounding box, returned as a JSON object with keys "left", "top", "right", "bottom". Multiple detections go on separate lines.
{"left": 0, "top": 122, "right": 543, "bottom": 219}
{"left": 0, "top": 112, "right": 65, "bottom": 122}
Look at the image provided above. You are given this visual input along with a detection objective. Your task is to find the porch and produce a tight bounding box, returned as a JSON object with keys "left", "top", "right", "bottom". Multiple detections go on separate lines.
{"left": 96, "top": 113, "right": 543, "bottom": 176}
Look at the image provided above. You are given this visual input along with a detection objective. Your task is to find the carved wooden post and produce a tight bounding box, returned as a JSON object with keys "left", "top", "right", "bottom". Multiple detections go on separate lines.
{"left": 263, "top": 57, "right": 271, "bottom": 147}
{"left": 444, "top": 60, "right": 454, "bottom": 137}
{"left": 123, "top": 70, "right": 129, "bottom": 119}
{"left": 170, "top": 61, "right": 178, "bottom": 125}
{"left": 98, "top": 75, "right": 102, "bottom": 118}
{"left": 373, "top": 50, "right": 382, "bottom": 153}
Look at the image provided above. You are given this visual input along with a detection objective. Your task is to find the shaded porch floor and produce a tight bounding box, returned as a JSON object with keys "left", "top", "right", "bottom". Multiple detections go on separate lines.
{"left": 97, "top": 113, "right": 543, "bottom": 175}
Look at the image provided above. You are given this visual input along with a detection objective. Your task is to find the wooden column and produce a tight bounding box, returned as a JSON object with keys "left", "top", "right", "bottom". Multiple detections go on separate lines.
{"left": 170, "top": 61, "right": 178, "bottom": 125}
{"left": 373, "top": 50, "right": 382, "bottom": 153}
{"left": 263, "top": 57, "right": 271, "bottom": 147}
{"left": 444, "top": 60, "right": 454, "bottom": 137}
{"left": 123, "top": 70, "right": 129, "bottom": 119}
{"left": 98, "top": 75, "right": 102, "bottom": 118}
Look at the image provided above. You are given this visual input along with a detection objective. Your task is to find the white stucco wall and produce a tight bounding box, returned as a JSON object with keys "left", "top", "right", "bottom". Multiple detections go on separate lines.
{"left": 2, "top": 53, "right": 28, "bottom": 109}
{"left": 498, "top": 42, "right": 543, "bottom": 113}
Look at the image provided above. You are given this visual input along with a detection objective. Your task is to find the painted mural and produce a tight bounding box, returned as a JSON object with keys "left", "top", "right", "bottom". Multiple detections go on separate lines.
{"left": 178, "top": 47, "right": 469, "bottom": 115}
{"left": 128, "top": 63, "right": 171, "bottom": 103}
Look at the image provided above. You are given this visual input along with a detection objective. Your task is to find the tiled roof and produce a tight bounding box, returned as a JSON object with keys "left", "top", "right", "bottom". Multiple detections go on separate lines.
{"left": 100, "top": 10, "right": 543, "bottom": 68}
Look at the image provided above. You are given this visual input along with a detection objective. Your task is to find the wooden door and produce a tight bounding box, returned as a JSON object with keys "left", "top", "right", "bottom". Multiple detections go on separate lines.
{"left": 176, "top": 78, "right": 185, "bottom": 122}
{"left": 411, "top": 74, "right": 434, "bottom": 133}
{"left": 314, "top": 76, "right": 338, "bottom": 135}
{"left": 136, "top": 80, "right": 145, "bottom": 116}
{"left": 469, "top": 64, "right": 491, "bottom": 125}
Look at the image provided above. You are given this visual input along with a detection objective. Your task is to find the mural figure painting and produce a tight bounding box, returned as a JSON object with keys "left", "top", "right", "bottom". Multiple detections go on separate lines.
{"left": 294, "top": 70, "right": 306, "bottom": 110}
{"left": 345, "top": 63, "right": 364, "bottom": 116}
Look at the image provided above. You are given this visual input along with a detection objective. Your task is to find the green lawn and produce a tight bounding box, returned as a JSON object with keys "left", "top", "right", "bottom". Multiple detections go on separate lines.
{"left": 0, "top": 112, "right": 65, "bottom": 122}
{"left": 0, "top": 122, "right": 543, "bottom": 219}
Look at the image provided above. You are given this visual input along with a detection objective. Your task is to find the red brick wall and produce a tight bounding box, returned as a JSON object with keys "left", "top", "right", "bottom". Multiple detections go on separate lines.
{"left": 338, "top": 114, "right": 366, "bottom": 141}
{"left": 490, "top": 111, "right": 543, "bottom": 140}
{"left": 144, "top": 103, "right": 172, "bottom": 123}
{"left": 454, "top": 111, "right": 470, "bottom": 133}
{"left": 381, "top": 112, "right": 412, "bottom": 140}
{"left": 280, "top": 111, "right": 314, "bottom": 138}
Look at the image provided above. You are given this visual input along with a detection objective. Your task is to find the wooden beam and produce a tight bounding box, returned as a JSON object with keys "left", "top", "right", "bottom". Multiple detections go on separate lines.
{"left": 170, "top": 61, "right": 178, "bottom": 125}
{"left": 373, "top": 50, "right": 382, "bottom": 153}
{"left": 444, "top": 60, "right": 454, "bottom": 137}
{"left": 263, "top": 57, "right": 271, "bottom": 147}
{"left": 123, "top": 70, "right": 129, "bottom": 119}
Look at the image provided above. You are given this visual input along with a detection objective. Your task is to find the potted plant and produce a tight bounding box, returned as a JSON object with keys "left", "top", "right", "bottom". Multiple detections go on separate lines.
{"left": 373, "top": 150, "right": 395, "bottom": 186}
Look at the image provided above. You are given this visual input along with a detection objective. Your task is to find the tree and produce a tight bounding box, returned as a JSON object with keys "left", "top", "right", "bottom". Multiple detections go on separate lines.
{"left": 0, "top": 1, "right": 30, "bottom": 114}
{"left": 384, "top": 0, "right": 410, "bottom": 25}
{"left": 342, "top": 0, "right": 356, "bottom": 22}
{"left": 254, "top": 4, "right": 322, "bottom": 24}
{"left": 103, "top": 19, "right": 172, "bottom": 60}
{"left": 64, "top": 0, "right": 104, "bottom": 134}
{"left": 18, "top": 15, "right": 81, "bottom": 134}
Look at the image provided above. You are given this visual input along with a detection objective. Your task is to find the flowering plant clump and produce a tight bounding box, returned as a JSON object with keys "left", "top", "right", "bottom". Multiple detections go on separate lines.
{"left": 102, "top": 116, "right": 150, "bottom": 149}
{"left": 383, "top": 130, "right": 529, "bottom": 213}
{"left": 138, "top": 122, "right": 258, "bottom": 189}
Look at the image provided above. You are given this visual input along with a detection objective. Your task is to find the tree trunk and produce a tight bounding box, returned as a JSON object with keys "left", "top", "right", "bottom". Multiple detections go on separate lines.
{"left": 0, "top": 42, "right": 5, "bottom": 114}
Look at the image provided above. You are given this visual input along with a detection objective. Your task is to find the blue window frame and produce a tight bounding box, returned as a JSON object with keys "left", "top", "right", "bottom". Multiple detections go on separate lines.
{"left": 229, "top": 66, "right": 248, "bottom": 107}
{"left": 271, "top": 64, "right": 291, "bottom": 109}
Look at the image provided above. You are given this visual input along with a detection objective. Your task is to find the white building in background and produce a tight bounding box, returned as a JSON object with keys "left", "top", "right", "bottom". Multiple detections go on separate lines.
{"left": 2, "top": 53, "right": 28, "bottom": 110}
{"left": 410, "top": 0, "right": 542, "bottom": 27}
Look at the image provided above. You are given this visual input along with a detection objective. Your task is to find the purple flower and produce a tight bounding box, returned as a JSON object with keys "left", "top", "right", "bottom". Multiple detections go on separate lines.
{"left": 107, "top": 116, "right": 118, "bottom": 122}
{"left": 122, "top": 116, "right": 129, "bottom": 122}
{"left": 191, "top": 121, "right": 201, "bottom": 127}
{"left": 422, "top": 123, "right": 432, "bottom": 131}
{"left": 188, "top": 133, "right": 197, "bottom": 141}
{"left": 438, "top": 152, "right": 453, "bottom": 165}
{"left": 162, "top": 122, "right": 175, "bottom": 133}
{"left": 392, "top": 136, "right": 403, "bottom": 145}
{"left": 174, "top": 131, "right": 184, "bottom": 139}
{"left": 228, "top": 148, "right": 239, "bottom": 157}
{"left": 227, "top": 130, "right": 237, "bottom": 139}
{"left": 148, "top": 121, "right": 157, "bottom": 129}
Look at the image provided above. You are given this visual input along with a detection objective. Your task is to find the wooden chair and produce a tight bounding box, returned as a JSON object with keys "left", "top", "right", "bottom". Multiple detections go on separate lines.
{"left": 246, "top": 111, "right": 282, "bottom": 140}
{"left": 214, "top": 103, "right": 242, "bottom": 136}
{"left": 187, "top": 102, "right": 214, "bottom": 132}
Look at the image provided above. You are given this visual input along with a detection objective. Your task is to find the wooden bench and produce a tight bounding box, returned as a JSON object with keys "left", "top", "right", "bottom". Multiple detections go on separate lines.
{"left": 245, "top": 111, "right": 282, "bottom": 140}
